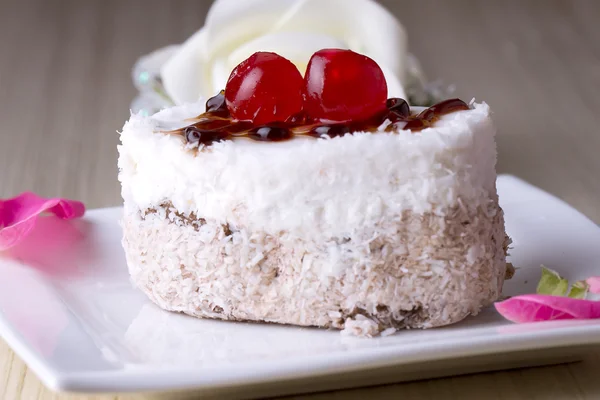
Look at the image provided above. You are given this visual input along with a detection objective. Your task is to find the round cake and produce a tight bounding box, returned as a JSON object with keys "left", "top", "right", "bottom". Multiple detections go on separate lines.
{"left": 118, "top": 92, "right": 510, "bottom": 337}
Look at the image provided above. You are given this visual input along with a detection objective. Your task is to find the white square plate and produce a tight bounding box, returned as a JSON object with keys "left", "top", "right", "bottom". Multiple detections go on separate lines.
{"left": 1, "top": 175, "right": 600, "bottom": 397}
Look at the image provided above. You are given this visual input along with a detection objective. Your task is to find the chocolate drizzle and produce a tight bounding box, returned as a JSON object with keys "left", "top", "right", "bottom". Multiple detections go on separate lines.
{"left": 166, "top": 91, "right": 470, "bottom": 147}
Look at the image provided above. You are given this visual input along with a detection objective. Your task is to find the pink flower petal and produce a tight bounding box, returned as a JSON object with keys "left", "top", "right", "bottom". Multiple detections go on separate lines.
{"left": 587, "top": 277, "right": 600, "bottom": 294}
{"left": 0, "top": 192, "right": 85, "bottom": 251}
{"left": 495, "top": 294, "right": 600, "bottom": 323}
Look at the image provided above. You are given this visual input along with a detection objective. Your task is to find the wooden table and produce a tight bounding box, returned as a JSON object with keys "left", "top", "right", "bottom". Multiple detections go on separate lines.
{"left": 1, "top": 0, "right": 599, "bottom": 398}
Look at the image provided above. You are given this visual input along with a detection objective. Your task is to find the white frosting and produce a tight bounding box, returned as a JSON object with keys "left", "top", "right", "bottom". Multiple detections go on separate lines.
{"left": 118, "top": 101, "right": 498, "bottom": 240}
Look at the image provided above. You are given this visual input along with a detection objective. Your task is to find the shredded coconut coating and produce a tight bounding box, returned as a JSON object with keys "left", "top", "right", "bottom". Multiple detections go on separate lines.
{"left": 122, "top": 199, "right": 509, "bottom": 337}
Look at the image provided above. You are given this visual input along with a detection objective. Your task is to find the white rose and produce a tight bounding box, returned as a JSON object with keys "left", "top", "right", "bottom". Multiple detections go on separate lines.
{"left": 161, "top": 0, "right": 408, "bottom": 105}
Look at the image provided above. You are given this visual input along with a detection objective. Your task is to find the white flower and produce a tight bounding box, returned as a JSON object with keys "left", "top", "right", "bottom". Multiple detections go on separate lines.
{"left": 160, "top": 0, "right": 408, "bottom": 105}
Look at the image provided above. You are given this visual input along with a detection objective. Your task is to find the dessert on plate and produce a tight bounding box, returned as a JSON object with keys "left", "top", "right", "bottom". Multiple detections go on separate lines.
{"left": 118, "top": 47, "right": 511, "bottom": 337}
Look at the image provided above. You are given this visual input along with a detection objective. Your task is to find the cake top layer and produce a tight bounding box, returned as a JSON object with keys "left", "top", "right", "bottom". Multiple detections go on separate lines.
{"left": 119, "top": 99, "right": 498, "bottom": 239}
{"left": 119, "top": 49, "right": 498, "bottom": 240}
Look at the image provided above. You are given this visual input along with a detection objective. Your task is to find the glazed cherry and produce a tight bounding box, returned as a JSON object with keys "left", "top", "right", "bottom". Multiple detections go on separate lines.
{"left": 225, "top": 52, "right": 304, "bottom": 125}
{"left": 303, "top": 49, "right": 388, "bottom": 122}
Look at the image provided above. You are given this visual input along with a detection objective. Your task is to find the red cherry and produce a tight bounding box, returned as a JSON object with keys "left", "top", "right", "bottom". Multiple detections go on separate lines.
{"left": 303, "top": 49, "right": 388, "bottom": 122}
{"left": 225, "top": 52, "right": 304, "bottom": 125}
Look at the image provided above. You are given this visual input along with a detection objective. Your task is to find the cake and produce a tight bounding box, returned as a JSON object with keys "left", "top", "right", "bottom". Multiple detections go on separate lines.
{"left": 118, "top": 49, "right": 510, "bottom": 337}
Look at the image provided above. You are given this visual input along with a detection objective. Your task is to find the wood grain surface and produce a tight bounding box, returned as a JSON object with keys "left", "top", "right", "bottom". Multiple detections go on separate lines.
{"left": 1, "top": 0, "right": 599, "bottom": 398}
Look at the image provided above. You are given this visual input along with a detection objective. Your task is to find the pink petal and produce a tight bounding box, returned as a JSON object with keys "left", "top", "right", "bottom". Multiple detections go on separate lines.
{"left": 0, "top": 192, "right": 85, "bottom": 251}
{"left": 6, "top": 217, "right": 89, "bottom": 276}
{"left": 587, "top": 277, "right": 600, "bottom": 294}
{"left": 495, "top": 294, "right": 600, "bottom": 323}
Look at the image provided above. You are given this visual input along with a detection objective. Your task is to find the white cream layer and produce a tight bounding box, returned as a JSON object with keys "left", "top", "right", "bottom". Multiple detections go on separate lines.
{"left": 118, "top": 101, "right": 498, "bottom": 240}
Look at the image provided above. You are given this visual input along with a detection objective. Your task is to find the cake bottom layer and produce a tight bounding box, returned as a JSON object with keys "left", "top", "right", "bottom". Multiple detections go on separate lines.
{"left": 122, "top": 202, "right": 509, "bottom": 337}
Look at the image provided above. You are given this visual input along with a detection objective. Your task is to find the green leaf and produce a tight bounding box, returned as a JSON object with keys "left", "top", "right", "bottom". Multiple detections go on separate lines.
{"left": 567, "top": 281, "right": 589, "bottom": 299}
{"left": 537, "top": 267, "right": 569, "bottom": 296}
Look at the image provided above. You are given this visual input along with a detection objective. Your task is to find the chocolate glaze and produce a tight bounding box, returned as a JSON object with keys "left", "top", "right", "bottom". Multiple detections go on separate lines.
{"left": 167, "top": 91, "right": 470, "bottom": 147}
